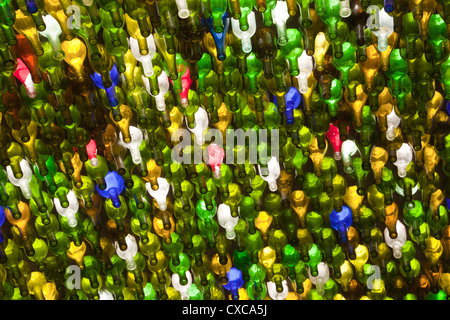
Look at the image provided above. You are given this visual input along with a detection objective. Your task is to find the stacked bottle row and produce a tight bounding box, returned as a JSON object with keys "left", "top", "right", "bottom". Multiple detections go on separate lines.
{"left": 0, "top": 0, "right": 449, "bottom": 300}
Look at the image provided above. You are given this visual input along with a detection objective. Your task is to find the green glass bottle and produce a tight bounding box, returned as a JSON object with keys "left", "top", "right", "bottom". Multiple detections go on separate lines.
{"left": 399, "top": 258, "right": 420, "bottom": 285}
{"left": 0, "top": 167, "right": 9, "bottom": 204}
{"left": 0, "top": 182, "right": 22, "bottom": 219}
{"left": 296, "top": 228, "right": 313, "bottom": 262}
{"left": 169, "top": 252, "right": 191, "bottom": 285}
{"left": 81, "top": 255, "right": 102, "bottom": 300}
{"left": 243, "top": 59, "right": 263, "bottom": 103}
{"left": 318, "top": 227, "right": 337, "bottom": 263}
{"left": 330, "top": 244, "right": 345, "bottom": 278}
{"left": 427, "top": 14, "right": 446, "bottom": 60}
{"left": 196, "top": 199, "right": 219, "bottom": 247}
{"left": 48, "top": 172, "right": 70, "bottom": 209}
{"left": 306, "top": 211, "right": 324, "bottom": 244}
{"left": 103, "top": 254, "right": 126, "bottom": 300}
{"left": 316, "top": 0, "right": 341, "bottom": 39}
{"left": 98, "top": 0, "right": 123, "bottom": 28}
{"left": 378, "top": 167, "right": 396, "bottom": 206}
{"left": 72, "top": 176, "right": 95, "bottom": 208}
{"left": 34, "top": 214, "right": 59, "bottom": 248}
{"left": 237, "top": 0, "right": 254, "bottom": 30}
{"left": 409, "top": 222, "right": 430, "bottom": 251}
{"left": 292, "top": 147, "right": 308, "bottom": 185}
{"left": 246, "top": 263, "right": 267, "bottom": 300}
{"left": 427, "top": 205, "right": 449, "bottom": 239}
{"left": 320, "top": 156, "right": 338, "bottom": 194}
{"left": 385, "top": 49, "right": 408, "bottom": 97}
{"left": 221, "top": 183, "right": 242, "bottom": 217}
{"left": 399, "top": 12, "right": 420, "bottom": 60}
{"left": 212, "top": 163, "right": 234, "bottom": 198}
{"left": 184, "top": 234, "right": 206, "bottom": 268}
{"left": 303, "top": 172, "right": 324, "bottom": 210}
{"left": 124, "top": 0, "right": 151, "bottom": 37}
{"left": 281, "top": 244, "right": 300, "bottom": 279}
{"left": 356, "top": 205, "right": 376, "bottom": 243}
{"left": 306, "top": 243, "right": 323, "bottom": 276}
{"left": 239, "top": 196, "right": 259, "bottom": 234}
{"left": 59, "top": 212, "right": 84, "bottom": 247}
{"left": 280, "top": 28, "right": 304, "bottom": 76}
{"left": 82, "top": 218, "right": 102, "bottom": 257}
{"left": 347, "top": 157, "right": 368, "bottom": 195}
{"left": 104, "top": 196, "right": 128, "bottom": 232}
{"left": 48, "top": 231, "right": 70, "bottom": 269}
{"left": 403, "top": 200, "right": 425, "bottom": 237}
{"left": 262, "top": 193, "right": 283, "bottom": 230}
{"left": 245, "top": 230, "right": 264, "bottom": 264}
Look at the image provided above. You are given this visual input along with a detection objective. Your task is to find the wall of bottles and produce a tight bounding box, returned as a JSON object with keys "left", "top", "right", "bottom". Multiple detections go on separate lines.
{"left": 0, "top": 0, "right": 449, "bottom": 300}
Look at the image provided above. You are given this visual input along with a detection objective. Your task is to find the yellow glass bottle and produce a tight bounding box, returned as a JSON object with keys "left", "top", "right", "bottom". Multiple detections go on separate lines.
{"left": 13, "top": 9, "right": 44, "bottom": 56}
{"left": 61, "top": 37, "right": 87, "bottom": 82}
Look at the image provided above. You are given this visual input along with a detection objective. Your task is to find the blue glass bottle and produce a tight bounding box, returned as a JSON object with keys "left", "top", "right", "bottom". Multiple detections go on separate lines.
{"left": 329, "top": 205, "right": 353, "bottom": 243}
{"left": 95, "top": 171, "right": 125, "bottom": 208}
{"left": 203, "top": 11, "right": 230, "bottom": 61}
{"left": 25, "top": 0, "right": 38, "bottom": 13}
{"left": 0, "top": 206, "right": 5, "bottom": 243}
{"left": 0, "top": 206, "right": 6, "bottom": 264}
{"left": 91, "top": 64, "right": 120, "bottom": 108}
{"left": 222, "top": 267, "right": 244, "bottom": 300}
{"left": 384, "top": 0, "right": 394, "bottom": 13}
{"left": 283, "top": 86, "right": 302, "bottom": 125}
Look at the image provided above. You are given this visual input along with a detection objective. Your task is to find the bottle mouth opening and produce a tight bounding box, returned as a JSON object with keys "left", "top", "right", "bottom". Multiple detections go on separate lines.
{"left": 339, "top": 8, "right": 351, "bottom": 18}
{"left": 344, "top": 166, "right": 354, "bottom": 174}
{"left": 180, "top": 98, "right": 189, "bottom": 108}
{"left": 178, "top": 9, "right": 190, "bottom": 19}
{"left": 277, "top": 37, "right": 288, "bottom": 46}
{"left": 268, "top": 181, "right": 278, "bottom": 192}
{"left": 27, "top": 88, "right": 37, "bottom": 98}
{"left": 89, "top": 158, "right": 99, "bottom": 167}
{"left": 333, "top": 152, "right": 342, "bottom": 161}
